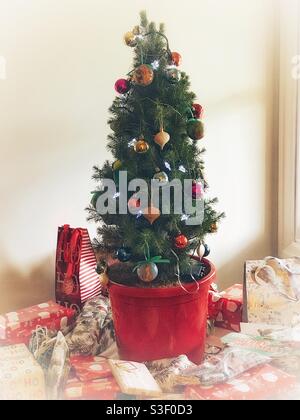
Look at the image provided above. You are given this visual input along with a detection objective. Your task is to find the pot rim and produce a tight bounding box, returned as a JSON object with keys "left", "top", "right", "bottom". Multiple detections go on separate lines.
{"left": 108, "top": 257, "right": 216, "bottom": 298}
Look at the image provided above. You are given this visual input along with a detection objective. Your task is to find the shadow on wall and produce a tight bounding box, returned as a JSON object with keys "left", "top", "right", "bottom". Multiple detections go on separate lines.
{"left": 0, "top": 255, "right": 55, "bottom": 313}
{"left": 216, "top": 234, "right": 275, "bottom": 291}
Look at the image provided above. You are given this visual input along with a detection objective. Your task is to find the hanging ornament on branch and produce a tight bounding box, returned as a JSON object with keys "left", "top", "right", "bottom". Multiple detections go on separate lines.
{"left": 210, "top": 222, "right": 218, "bottom": 233}
{"left": 196, "top": 243, "right": 210, "bottom": 260}
{"left": 165, "top": 67, "right": 180, "bottom": 83}
{"left": 95, "top": 261, "right": 110, "bottom": 287}
{"left": 192, "top": 180, "right": 204, "bottom": 200}
{"left": 142, "top": 205, "right": 161, "bottom": 225}
{"left": 187, "top": 118, "right": 204, "bottom": 140}
{"left": 153, "top": 168, "right": 169, "bottom": 186}
{"left": 133, "top": 243, "right": 170, "bottom": 283}
{"left": 124, "top": 31, "right": 137, "bottom": 47}
{"left": 170, "top": 52, "right": 182, "bottom": 66}
{"left": 174, "top": 233, "right": 189, "bottom": 249}
{"left": 132, "top": 64, "right": 154, "bottom": 86}
{"left": 116, "top": 247, "right": 132, "bottom": 262}
{"left": 134, "top": 137, "right": 150, "bottom": 153}
{"left": 192, "top": 103, "right": 203, "bottom": 119}
{"left": 154, "top": 128, "right": 170, "bottom": 150}
{"left": 114, "top": 79, "right": 131, "bottom": 95}
{"left": 112, "top": 160, "right": 122, "bottom": 171}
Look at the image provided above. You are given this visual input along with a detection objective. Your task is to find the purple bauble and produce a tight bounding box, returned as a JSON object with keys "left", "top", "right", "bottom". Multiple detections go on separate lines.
{"left": 114, "top": 79, "right": 130, "bottom": 94}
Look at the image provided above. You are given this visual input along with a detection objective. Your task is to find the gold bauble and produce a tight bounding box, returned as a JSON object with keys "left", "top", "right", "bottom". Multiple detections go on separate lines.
{"left": 210, "top": 222, "right": 218, "bottom": 233}
{"left": 124, "top": 31, "right": 137, "bottom": 47}
{"left": 99, "top": 272, "right": 110, "bottom": 287}
{"left": 154, "top": 129, "right": 170, "bottom": 150}
{"left": 134, "top": 139, "right": 150, "bottom": 154}
{"left": 142, "top": 206, "right": 161, "bottom": 225}
{"left": 112, "top": 160, "right": 122, "bottom": 171}
{"left": 153, "top": 169, "right": 169, "bottom": 185}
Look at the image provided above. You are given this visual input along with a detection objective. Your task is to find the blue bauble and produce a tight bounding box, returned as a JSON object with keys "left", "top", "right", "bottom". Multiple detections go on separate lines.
{"left": 203, "top": 244, "right": 210, "bottom": 257}
{"left": 116, "top": 247, "right": 132, "bottom": 262}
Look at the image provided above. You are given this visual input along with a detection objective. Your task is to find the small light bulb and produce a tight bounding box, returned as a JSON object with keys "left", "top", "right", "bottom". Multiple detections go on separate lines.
{"left": 151, "top": 60, "right": 160, "bottom": 70}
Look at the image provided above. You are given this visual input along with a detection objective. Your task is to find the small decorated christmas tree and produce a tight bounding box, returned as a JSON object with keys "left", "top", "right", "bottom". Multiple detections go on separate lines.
{"left": 88, "top": 12, "right": 224, "bottom": 287}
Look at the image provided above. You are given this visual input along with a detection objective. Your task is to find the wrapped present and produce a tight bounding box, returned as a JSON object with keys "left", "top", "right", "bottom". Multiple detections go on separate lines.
{"left": 0, "top": 344, "right": 46, "bottom": 400}
{"left": 55, "top": 225, "right": 102, "bottom": 311}
{"left": 208, "top": 284, "right": 243, "bottom": 332}
{"left": 70, "top": 355, "right": 112, "bottom": 381}
{"left": 244, "top": 257, "right": 300, "bottom": 326}
{"left": 185, "top": 364, "right": 297, "bottom": 400}
{"left": 0, "top": 301, "right": 76, "bottom": 345}
{"left": 109, "top": 359, "right": 162, "bottom": 397}
{"left": 66, "top": 295, "right": 115, "bottom": 356}
{"left": 64, "top": 377, "right": 120, "bottom": 400}
{"left": 146, "top": 355, "right": 196, "bottom": 392}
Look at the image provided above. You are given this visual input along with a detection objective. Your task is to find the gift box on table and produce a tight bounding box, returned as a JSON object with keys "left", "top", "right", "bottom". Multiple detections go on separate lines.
{"left": 0, "top": 300, "right": 76, "bottom": 346}
{"left": 185, "top": 364, "right": 297, "bottom": 400}
{"left": 55, "top": 224, "right": 102, "bottom": 311}
{"left": 208, "top": 284, "right": 243, "bottom": 332}
{"left": 0, "top": 344, "right": 46, "bottom": 400}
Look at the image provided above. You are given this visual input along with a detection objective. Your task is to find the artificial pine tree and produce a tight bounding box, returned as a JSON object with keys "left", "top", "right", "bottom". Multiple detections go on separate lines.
{"left": 88, "top": 12, "right": 224, "bottom": 287}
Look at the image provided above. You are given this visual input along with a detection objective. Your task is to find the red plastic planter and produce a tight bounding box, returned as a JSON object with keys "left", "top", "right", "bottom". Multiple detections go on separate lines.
{"left": 108, "top": 258, "right": 216, "bottom": 363}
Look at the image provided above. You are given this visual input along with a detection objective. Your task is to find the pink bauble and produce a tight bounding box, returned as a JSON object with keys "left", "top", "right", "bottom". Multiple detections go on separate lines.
{"left": 114, "top": 79, "right": 130, "bottom": 94}
{"left": 192, "top": 182, "right": 204, "bottom": 199}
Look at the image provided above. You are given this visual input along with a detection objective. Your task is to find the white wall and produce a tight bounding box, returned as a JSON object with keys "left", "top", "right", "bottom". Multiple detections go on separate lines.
{"left": 0, "top": 0, "right": 278, "bottom": 312}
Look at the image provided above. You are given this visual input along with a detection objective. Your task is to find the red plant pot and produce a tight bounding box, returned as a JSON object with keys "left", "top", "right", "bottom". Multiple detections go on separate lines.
{"left": 108, "top": 258, "right": 216, "bottom": 363}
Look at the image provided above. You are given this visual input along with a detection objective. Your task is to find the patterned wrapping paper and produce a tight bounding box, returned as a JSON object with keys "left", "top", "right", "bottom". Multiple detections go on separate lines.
{"left": 184, "top": 364, "right": 297, "bottom": 400}
{"left": 244, "top": 257, "right": 300, "bottom": 326}
{"left": 0, "top": 301, "right": 76, "bottom": 345}
{"left": 0, "top": 344, "right": 46, "bottom": 400}
{"left": 70, "top": 355, "right": 113, "bottom": 381}
{"left": 208, "top": 284, "right": 243, "bottom": 332}
{"left": 64, "top": 377, "right": 120, "bottom": 400}
{"left": 55, "top": 225, "right": 102, "bottom": 311}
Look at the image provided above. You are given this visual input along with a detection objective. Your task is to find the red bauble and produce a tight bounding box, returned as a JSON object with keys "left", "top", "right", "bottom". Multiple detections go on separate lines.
{"left": 192, "top": 181, "right": 204, "bottom": 199}
{"left": 171, "top": 52, "right": 182, "bottom": 66}
{"left": 174, "top": 234, "right": 189, "bottom": 249}
{"left": 192, "top": 103, "right": 203, "bottom": 119}
{"left": 115, "top": 79, "right": 131, "bottom": 94}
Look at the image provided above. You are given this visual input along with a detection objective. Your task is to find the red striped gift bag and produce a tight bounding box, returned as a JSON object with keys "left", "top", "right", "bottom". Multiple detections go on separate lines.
{"left": 55, "top": 225, "right": 101, "bottom": 312}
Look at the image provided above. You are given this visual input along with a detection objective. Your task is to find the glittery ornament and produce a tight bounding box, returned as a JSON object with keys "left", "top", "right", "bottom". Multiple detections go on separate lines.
{"left": 174, "top": 234, "right": 189, "bottom": 249}
{"left": 134, "top": 139, "right": 150, "bottom": 153}
{"left": 137, "top": 262, "right": 158, "bottom": 283}
{"left": 124, "top": 31, "right": 137, "bottom": 47}
{"left": 171, "top": 52, "right": 182, "bottom": 66}
{"left": 154, "top": 129, "right": 170, "bottom": 150}
{"left": 192, "top": 103, "right": 203, "bottom": 119}
{"left": 142, "top": 206, "right": 161, "bottom": 224}
{"left": 187, "top": 118, "right": 204, "bottom": 140}
{"left": 166, "top": 67, "right": 180, "bottom": 83}
{"left": 132, "top": 64, "right": 154, "bottom": 86}
{"left": 116, "top": 247, "right": 132, "bottom": 262}
{"left": 153, "top": 168, "right": 169, "bottom": 186}
{"left": 114, "top": 79, "right": 131, "bottom": 94}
